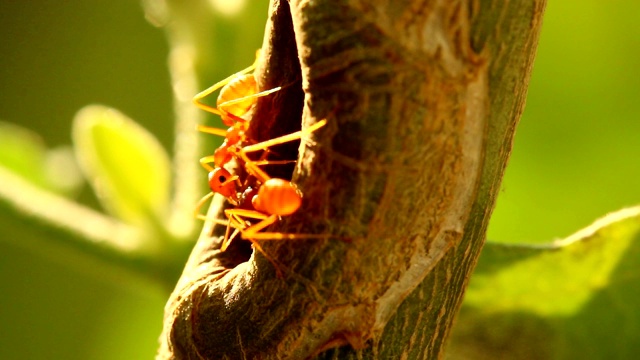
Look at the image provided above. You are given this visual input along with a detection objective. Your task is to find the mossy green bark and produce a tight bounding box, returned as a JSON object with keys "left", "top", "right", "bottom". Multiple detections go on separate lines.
{"left": 158, "top": 0, "right": 546, "bottom": 358}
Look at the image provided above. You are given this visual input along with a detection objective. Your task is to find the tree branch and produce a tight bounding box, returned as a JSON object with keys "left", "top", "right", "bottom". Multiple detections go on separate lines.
{"left": 157, "top": 0, "right": 546, "bottom": 358}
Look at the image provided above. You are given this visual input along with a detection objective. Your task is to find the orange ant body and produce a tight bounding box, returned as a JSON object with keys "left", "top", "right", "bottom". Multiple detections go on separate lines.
{"left": 193, "top": 50, "right": 281, "bottom": 127}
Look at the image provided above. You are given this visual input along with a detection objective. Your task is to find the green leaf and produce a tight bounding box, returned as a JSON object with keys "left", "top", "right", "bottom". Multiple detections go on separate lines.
{"left": 447, "top": 207, "right": 640, "bottom": 359}
{"left": 0, "top": 121, "right": 46, "bottom": 183}
{"left": 72, "top": 105, "right": 171, "bottom": 229}
{"left": 0, "top": 121, "right": 82, "bottom": 194}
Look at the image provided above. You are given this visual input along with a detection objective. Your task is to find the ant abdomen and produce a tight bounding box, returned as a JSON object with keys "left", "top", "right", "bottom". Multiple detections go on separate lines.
{"left": 217, "top": 74, "right": 257, "bottom": 119}
{"left": 252, "top": 179, "right": 302, "bottom": 216}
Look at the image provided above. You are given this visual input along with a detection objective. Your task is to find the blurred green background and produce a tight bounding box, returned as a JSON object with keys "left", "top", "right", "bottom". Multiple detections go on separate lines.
{"left": 488, "top": 1, "right": 640, "bottom": 243}
{"left": 0, "top": 0, "right": 638, "bottom": 358}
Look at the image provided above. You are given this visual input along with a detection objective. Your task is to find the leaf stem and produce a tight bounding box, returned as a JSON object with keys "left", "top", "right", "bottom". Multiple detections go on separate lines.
{"left": 0, "top": 167, "right": 186, "bottom": 292}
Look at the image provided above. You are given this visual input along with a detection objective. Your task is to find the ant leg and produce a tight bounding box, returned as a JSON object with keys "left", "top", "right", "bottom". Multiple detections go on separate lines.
{"left": 225, "top": 208, "right": 270, "bottom": 221}
{"left": 241, "top": 119, "right": 327, "bottom": 154}
{"left": 194, "top": 192, "right": 215, "bottom": 220}
{"left": 195, "top": 211, "right": 242, "bottom": 253}
{"left": 238, "top": 152, "right": 272, "bottom": 184}
{"left": 235, "top": 213, "right": 278, "bottom": 238}
{"left": 197, "top": 125, "right": 228, "bottom": 137}
{"left": 250, "top": 144, "right": 297, "bottom": 167}
{"left": 194, "top": 198, "right": 251, "bottom": 253}
{"left": 226, "top": 208, "right": 330, "bottom": 241}
{"left": 217, "top": 86, "right": 282, "bottom": 111}
{"left": 193, "top": 198, "right": 248, "bottom": 251}
{"left": 220, "top": 211, "right": 247, "bottom": 252}
{"left": 199, "top": 156, "right": 216, "bottom": 171}
{"left": 224, "top": 209, "right": 285, "bottom": 277}
{"left": 226, "top": 211, "right": 321, "bottom": 241}
{"left": 240, "top": 214, "right": 329, "bottom": 241}
{"left": 243, "top": 232, "right": 330, "bottom": 241}
{"left": 238, "top": 119, "right": 327, "bottom": 182}
{"left": 221, "top": 226, "right": 242, "bottom": 252}
{"left": 194, "top": 192, "right": 237, "bottom": 228}
{"left": 252, "top": 159, "right": 297, "bottom": 166}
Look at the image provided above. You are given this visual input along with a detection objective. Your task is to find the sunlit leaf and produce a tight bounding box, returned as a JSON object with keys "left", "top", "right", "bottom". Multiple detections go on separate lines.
{"left": 0, "top": 121, "right": 82, "bottom": 195}
{"left": 43, "top": 146, "right": 84, "bottom": 194}
{"left": 0, "top": 121, "right": 46, "bottom": 183}
{"left": 448, "top": 207, "right": 640, "bottom": 359}
{"left": 72, "top": 105, "right": 171, "bottom": 228}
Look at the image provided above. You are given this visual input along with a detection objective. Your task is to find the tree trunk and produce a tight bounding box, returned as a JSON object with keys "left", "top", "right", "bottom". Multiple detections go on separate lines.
{"left": 157, "top": 0, "right": 546, "bottom": 358}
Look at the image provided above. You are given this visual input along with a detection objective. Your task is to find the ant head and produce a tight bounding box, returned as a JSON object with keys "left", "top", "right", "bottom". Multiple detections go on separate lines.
{"left": 208, "top": 167, "right": 238, "bottom": 200}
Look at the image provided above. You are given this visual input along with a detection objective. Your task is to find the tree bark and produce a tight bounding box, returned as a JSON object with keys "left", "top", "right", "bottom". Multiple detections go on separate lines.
{"left": 157, "top": 0, "right": 546, "bottom": 359}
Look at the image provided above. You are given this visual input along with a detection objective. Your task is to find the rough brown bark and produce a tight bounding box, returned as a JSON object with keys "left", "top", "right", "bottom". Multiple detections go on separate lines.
{"left": 157, "top": 0, "right": 546, "bottom": 359}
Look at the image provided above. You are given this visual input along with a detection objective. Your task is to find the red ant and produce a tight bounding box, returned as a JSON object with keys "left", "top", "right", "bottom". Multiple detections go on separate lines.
{"left": 195, "top": 119, "right": 327, "bottom": 241}
{"left": 193, "top": 50, "right": 281, "bottom": 127}
{"left": 222, "top": 119, "right": 327, "bottom": 239}
{"left": 193, "top": 50, "right": 285, "bottom": 170}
